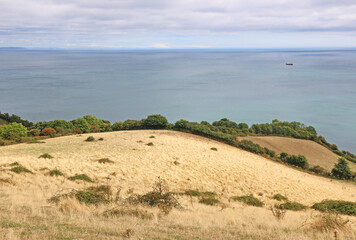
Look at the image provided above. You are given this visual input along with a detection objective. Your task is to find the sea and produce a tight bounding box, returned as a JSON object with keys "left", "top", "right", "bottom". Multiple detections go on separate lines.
{"left": 0, "top": 49, "right": 355, "bottom": 153}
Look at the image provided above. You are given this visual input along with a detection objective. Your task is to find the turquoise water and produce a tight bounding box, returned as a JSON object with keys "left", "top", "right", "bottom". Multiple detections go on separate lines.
{"left": 0, "top": 49, "right": 355, "bottom": 152}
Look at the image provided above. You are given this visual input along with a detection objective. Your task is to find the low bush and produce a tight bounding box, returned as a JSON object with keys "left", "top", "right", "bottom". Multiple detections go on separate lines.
{"left": 284, "top": 154, "right": 308, "bottom": 169}
{"left": 85, "top": 136, "right": 95, "bottom": 142}
{"left": 199, "top": 197, "right": 220, "bottom": 206}
{"left": 39, "top": 153, "right": 53, "bottom": 159}
{"left": 146, "top": 142, "right": 154, "bottom": 146}
{"left": 75, "top": 189, "right": 109, "bottom": 205}
{"left": 273, "top": 194, "right": 288, "bottom": 202}
{"left": 49, "top": 169, "right": 64, "bottom": 177}
{"left": 141, "top": 114, "right": 169, "bottom": 129}
{"left": 10, "top": 165, "right": 33, "bottom": 174}
{"left": 41, "top": 128, "right": 56, "bottom": 137}
{"left": 29, "top": 129, "right": 40, "bottom": 136}
{"left": 276, "top": 201, "right": 307, "bottom": 211}
{"left": 237, "top": 140, "right": 264, "bottom": 155}
{"left": 0, "top": 122, "right": 28, "bottom": 140}
{"left": 72, "top": 128, "right": 83, "bottom": 134}
{"left": 311, "top": 200, "right": 356, "bottom": 216}
{"left": 210, "top": 147, "right": 218, "bottom": 151}
{"left": 68, "top": 174, "right": 94, "bottom": 183}
{"left": 309, "top": 165, "right": 327, "bottom": 175}
{"left": 230, "top": 195, "right": 264, "bottom": 207}
{"left": 98, "top": 137, "right": 104, "bottom": 141}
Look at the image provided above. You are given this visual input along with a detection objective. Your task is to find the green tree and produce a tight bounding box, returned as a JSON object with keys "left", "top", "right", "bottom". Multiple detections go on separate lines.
{"left": 83, "top": 115, "right": 104, "bottom": 130}
{"left": 73, "top": 118, "right": 90, "bottom": 133}
{"left": 331, "top": 158, "right": 352, "bottom": 180}
{"left": 142, "top": 114, "right": 168, "bottom": 129}
{"left": 0, "top": 122, "right": 28, "bottom": 140}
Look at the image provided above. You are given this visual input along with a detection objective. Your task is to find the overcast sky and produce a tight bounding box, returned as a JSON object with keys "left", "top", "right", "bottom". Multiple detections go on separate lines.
{"left": 1, "top": 0, "right": 356, "bottom": 49}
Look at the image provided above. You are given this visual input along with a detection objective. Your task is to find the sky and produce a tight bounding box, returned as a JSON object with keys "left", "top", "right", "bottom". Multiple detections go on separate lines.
{"left": 1, "top": 0, "right": 356, "bottom": 49}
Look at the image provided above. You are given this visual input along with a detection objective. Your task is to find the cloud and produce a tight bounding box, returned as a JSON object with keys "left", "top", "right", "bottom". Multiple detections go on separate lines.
{"left": 0, "top": 0, "right": 355, "bottom": 47}
{"left": 152, "top": 43, "right": 170, "bottom": 48}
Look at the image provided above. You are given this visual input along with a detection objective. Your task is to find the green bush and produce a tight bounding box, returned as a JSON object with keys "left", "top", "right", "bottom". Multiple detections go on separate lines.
{"left": 285, "top": 154, "right": 308, "bottom": 169}
{"left": 273, "top": 194, "right": 288, "bottom": 201}
{"left": 312, "top": 200, "right": 356, "bottom": 216}
{"left": 146, "top": 142, "right": 154, "bottom": 146}
{"left": 230, "top": 195, "right": 264, "bottom": 207}
{"left": 0, "top": 122, "right": 28, "bottom": 140}
{"left": 39, "top": 153, "right": 54, "bottom": 159}
{"left": 85, "top": 136, "right": 95, "bottom": 142}
{"left": 331, "top": 158, "right": 352, "bottom": 180}
{"left": 49, "top": 169, "right": 64, "bottom": 177}
{"left": 83, "top": 115, "right": 104, "bottom": 131}
{"left": 68, "top": 174, "right": 93, "bottom": 183}
{"left": 276, "top": 201, "right": 307, "bottom": 211}
{"left": 72, "top": 118, "right": 90, "bottom": 133}
{"left": 75, "top": 188, "right": 109, "bottom": 205}
{"left": 141, "top": 114, "right": 169, "bottom": 129}
{"left": 199, "top": 197, "right": 220, "bottom": 206}
{"left": 210, "top": 147, "right": 218, "bottom": 151}
{"left": 237, "top": 140, "right": 264, "bottom": 155}
{"left": 10, "top": 165, "right": 33, "bottom": 174}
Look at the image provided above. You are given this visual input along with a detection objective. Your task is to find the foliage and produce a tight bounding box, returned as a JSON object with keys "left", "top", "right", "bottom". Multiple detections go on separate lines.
{"left": 0, "top": 122, "right": 28, "bottom": 140}
{"left": 49, "top": 169, "right": 64, "bottom": 176}
{"left": 41, "top": 128, "right": 56, "bottom": 137}
{"left": 312, "top": 200, "right": 356, "bottom": 216}
{"left": 210, "top": 147, "right": 217, "bottom": 151}
{"left": 68, "top": 174, "right": 94, "bottom": 183}
{"left": 72, "top": 117, "right": 90, "bottom": 133}
{"left": 273, "top": 194, "right": 288, "bottom": 201}
{"left": 103, "top": 207, "right": 154, "bottom": 219}
{"left": 237, "top": 140, "right": 264, "bottom": 155}
{"left": 29, "top": 129, "right": 40, "bottom": 136}
{"left": 83, "top": 115, "right": 104, "bottom": 131}
{"left": 10, "top": 165, "right": 33, "bottom": 174}
{"left": 75, "top": 186, "right": 110, "bottom": 205}
{"left": 331, "top": 158, "right": 352, "bottom": 180}
{"left": 141, "top": 114, "right": 169, "bottom": 129}
{"left": 199, "top": 197, "right": 220, "bottom": 206}
{"left": 311, "top": 212, "right": 350, "bottom": 232}
{"left": 39, "top": 153, "right": 54, "bottom": 159}
{"left": 309, "top": 165, "right": 327, "bottom": 175}
{"left": 0, "top": 112, "right": 33, "bottom": 128}
{"left": 146, "top": 142, "right": 154, "bottom": 146}
{"left": 85, "top": 136, "right": 95, "bottom": 142}
{"left": 72, "top": 128, "right": 83, "bottom": 134}
{"left": 276, "top": 201, "right": 307, "bottom": 211}
{"left": 230, "top": 195, "right": 264, "bottom": 207}
{"left": 112, "top": 120, "right": 142, "bottom": 131}
{"left": 284, "top": 154, "right": 309, "bottom": 169}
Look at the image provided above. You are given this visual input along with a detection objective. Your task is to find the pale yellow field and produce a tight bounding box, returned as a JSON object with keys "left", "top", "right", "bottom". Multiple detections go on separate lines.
{"left": 0, "top": 130, "right": 355, "bottom": 239}
{"left": 239, "top": 135, "right": 356, "bottom": 172}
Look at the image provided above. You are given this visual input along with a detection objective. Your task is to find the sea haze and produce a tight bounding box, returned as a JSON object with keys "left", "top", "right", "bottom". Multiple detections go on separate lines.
{"left": 0, "top": 49, "right": 355, "bottom": 153}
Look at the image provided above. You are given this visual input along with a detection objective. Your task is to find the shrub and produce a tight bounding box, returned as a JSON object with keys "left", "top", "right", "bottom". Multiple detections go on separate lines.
{"left": 73, "top": 118, "right": 90, "bottom": 133}
{"left": 9, "top": 162, "right": 20, "bottom": 166}
{"left": 279, "top": 152, "right": 288, "bottom": 160}
{"left": 312, "top": 200, "right": 356, "bottom": 216}
{"left": 0, "top": 122, "right": 28, "bottom": 140}
{"left": 264, "top": 147, "right": 276, "bottom": 157}
{"left": 311, "top": 212, "right": 350, "bottom": 232}
{"left": 276, "top": 201, "right": 307, "bottom": 211}
{"left": 230, "top": 195, "right": 264, "bottom": 207}
{"left": 309, "top": 165, "right": 327, "bottom": 175}
{"left": 146, "top": 142, "right": 154, "bottom": 146}
{"left": 29, "top": 129, "right": 40, "bottom": 136}
{"left": 273, "top": 194, "right": 288, "bottom": 201}
{"left": 237, "top": 140, "right": 264, "bottom": 155}
{"left": 0, "top": 139, "right": 5, "bottom": 146}
{"left": 68, "top": 174, "right": 94, "bottom": 183}
{"left": 10, "top": 165, "right": 33, "bottom": 174}
{"left": 98, "top": 137, "right": 104, "bottom": 141}
{"left": 39, "top": 153, "right": 53, "bottom": 159}
{"left": 41, "top": 128, "right": 56, "bottom": 137}
{"left": 49, "top": 169, "right": 64, "bottom": 176}
{"left": 75, "top": 189, "right": 109, "bottom": 205}
{"left": 56, "top": 127, "right": 65, "bottom": 135}
{"left": 141, "top": 114, "right": 169, "bottom": 129}
{"left": 331, "top": 158, "right": 352, "bottom": 180}
{"left": 199, "top": 197, "right": 220, "bottom": 206}
{"left": 97, "top": 158, "right": 114, "bottom": 164}
{"left": 210, "top": 147, "right": 218, "bottom": 151}
{"left": 72, "top": 128, "right": 82, "bottom": 134}
{"left": 85, "top": 136, "right": 95, "bottom": 142}
{"left": 89, "top": 124, "right": 100, "bottom": 133}
{"left": 83, "top": 115, "right": 104, "bottom": 131}
{"left": 149, "top": 136, "right": 155, "bottom": 138}
{"left": 285, "top": 154, "right": 308, "bottom": 169}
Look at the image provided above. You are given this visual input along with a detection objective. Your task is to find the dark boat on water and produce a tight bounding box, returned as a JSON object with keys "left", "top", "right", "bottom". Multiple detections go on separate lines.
{"left": 286, "top": 62, "right": 293, "bottom": 66}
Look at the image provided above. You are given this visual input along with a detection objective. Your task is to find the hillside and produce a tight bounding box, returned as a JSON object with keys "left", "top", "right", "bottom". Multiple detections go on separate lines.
{"left": 0, "top": 130, "right": 355, "bottom": 239}
{"left": 238, "top": 136, "right": 356, "bottom": 172}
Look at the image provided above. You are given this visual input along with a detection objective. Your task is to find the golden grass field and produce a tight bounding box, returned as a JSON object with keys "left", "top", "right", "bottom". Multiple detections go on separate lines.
{"left": 0, "top": 130, "right": 355, "bottom": 239}
{"left": 238, "top": 136, "right": 356, "bottom": 172}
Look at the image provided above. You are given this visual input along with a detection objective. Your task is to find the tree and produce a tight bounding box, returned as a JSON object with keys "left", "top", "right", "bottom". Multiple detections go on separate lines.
{"left": 73, "top": 118, "right": 90, "bottom": 133}
{"left": 0, "top": 122, "right": 28, "bottom": 140}
{"left": 331, "top": 158, "right": 352, "bottom": 180}
{"left": 142, "top": 114, "right": 168, "bottom": 129}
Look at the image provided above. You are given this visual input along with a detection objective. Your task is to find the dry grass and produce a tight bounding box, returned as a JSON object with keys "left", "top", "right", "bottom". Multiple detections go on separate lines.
{"left": 239, "top": 136, "right": 356, "bottom": 172}
{"left": 0, "top": 130, "right": 356, "bottom": 239}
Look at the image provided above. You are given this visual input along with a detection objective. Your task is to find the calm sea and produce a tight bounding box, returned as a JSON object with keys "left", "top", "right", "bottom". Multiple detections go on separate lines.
{"left": 0, "top": 49, "right": 355, "bottom": 153}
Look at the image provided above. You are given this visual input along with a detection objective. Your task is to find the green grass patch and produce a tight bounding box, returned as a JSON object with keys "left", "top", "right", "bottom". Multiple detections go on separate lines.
{"left": 27, "top": 140, "right": 45, "bottom": 144}
{"left": 273, "top": 194, "right": 288, "bottom": 201}
{"left": 146, "top": 142, "right": 154, "bottom": 146}
{"left": 210, "top": 147, "right": 218, "bottom": 151}
{"left": 149, "top": 136, "right": 155, "bottom": 138}
{"left": 97, "top": 158, "right": 114, "bottom": 164}
{"left": 39, "top": 153, "right": 53, "bottom": 159}
{"left": 9, "top": 161, "right": 20, "bottom": 166}
{"left": 230, "top": 195, "right": 264, "bottom": 207}
{"left": 49, "top": 169, "right": 64, "bottom": 177}
{"left": 198, "top": 197, "right": 220, "bottom": 206}
{"left": 312, "top": 200, "right": 356, "bottom": 216}
{"left": 68, "top": 174, "right": 93, "bottom": 183}
{"left": 276, "top": 201, "right": 307, "bottom": 211}
{"left": 85, "top": 136, "right": 95, "bottom": 142}
{"left": 10, "top": 166, "right": 33, "bottom": 174}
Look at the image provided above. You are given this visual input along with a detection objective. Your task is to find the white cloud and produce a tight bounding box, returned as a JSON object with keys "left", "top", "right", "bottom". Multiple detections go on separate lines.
{"left": 152, "top": 43, "right": 170, "bottom": 48}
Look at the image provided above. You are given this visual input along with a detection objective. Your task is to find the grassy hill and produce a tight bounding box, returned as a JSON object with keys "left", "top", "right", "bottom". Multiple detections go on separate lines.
{"left": 0, "top": 130, "right": 355, "bottom": 239}
{"left": 239, "top": 136, "right": 356, "bottom": 172}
